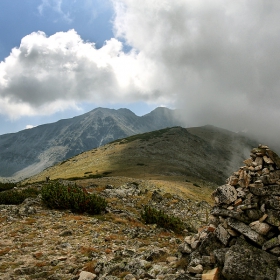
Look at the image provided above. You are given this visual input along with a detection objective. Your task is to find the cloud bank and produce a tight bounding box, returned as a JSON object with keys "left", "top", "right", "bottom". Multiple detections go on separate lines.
{"left": 1, "top": 0, "right": 280, "bottom": 145}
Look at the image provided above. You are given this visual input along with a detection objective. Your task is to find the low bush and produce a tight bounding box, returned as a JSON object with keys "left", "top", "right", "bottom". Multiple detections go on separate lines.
{"left": 41, "top": 182, "right": 107, "bottom": 214}
{"left": 0, "top": 182, "right": 17, "bottom": 192}
{"left": 0, "top": 187, "right": 40, "bottom": 205}
{"left": 141, "top": 205, "right": 185, "bottom": 233}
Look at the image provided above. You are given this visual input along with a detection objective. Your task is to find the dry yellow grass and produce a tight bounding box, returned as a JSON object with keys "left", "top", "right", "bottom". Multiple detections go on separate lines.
{"left": 23, "top": 128, "right": 219, "bottom": 203}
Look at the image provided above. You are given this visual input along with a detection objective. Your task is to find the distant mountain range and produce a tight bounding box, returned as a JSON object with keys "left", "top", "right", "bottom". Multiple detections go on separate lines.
{"left": 0, "top": 107, "right": 183, "bottom": 180}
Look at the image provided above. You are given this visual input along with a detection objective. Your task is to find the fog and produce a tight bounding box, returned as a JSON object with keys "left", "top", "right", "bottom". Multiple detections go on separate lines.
{"left": 1, "top": 0, "right": 280, "bottom": 149}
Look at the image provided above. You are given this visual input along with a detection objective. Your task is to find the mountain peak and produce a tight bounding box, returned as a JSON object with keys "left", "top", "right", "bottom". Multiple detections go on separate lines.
{"left": 0, "top": 107, "right": 181, "bottom": 180}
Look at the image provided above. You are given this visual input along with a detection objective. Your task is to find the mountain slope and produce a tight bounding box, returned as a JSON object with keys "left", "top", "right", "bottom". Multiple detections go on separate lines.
{"left": 26, "top": 126, "right": 258, "bottom": 186}
{"left": 0, "top": 107, "right": 182, "bottom": 180}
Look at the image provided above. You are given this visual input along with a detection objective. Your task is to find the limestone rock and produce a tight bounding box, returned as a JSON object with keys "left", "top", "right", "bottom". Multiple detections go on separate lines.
{"left": 267, "top": 209, "right": 280, "bottom": 227}
{"left": 201, "top": 267, "right": 219, "bottom": 280}
{"left": 265, "top": 196, "right": 280, "bottom": 210}
{"left": 222, "top": 239, "right": 278, "bottom": 280}
{"left": 211, "top": 207, "right": 251, "bottom": 224}
{"left": 212, "top": 185, "right": 237, "bottom": 205}
{"left": 78, "top": 271, "right": 97, "bottom": 280}
{"left": 227, "top": 218, "right": 266, "bottom": 246}
{"left": 249, "top": 220, "right": 272, "bottom": 235}
{"left": 266, "top": 149, "right": 280, "bottom": 169}
{"left": 263, "top": 237, "right": 280, "bottom": 251}
{"left": 214, "top": 225, "right": 231, "bottom": 246}
{"left": 187, "top": 264, "right": 203, "bottom": 274}
{"left": 249, "top": 184, "right": 280, "bottom": 196}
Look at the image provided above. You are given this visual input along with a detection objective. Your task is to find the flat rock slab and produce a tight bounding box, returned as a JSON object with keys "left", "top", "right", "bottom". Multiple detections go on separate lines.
{"left": 211, "top": 207, "right": 251, "bottom": 224}
{"left": 249, "top": 184, "right": 280, "bottom": 196}
{"left": 214, "top": 224, "right": 231, "bottom": 246}
{"left": 222, "top": 238, "right": 278, "bottom": 280}
{"left": 266, "top": 149, "right": 280, "bottom": 169}
{"left": 265, "top": 196, "right": 280, "bottom": 210}
{"left": 266, "top": 209, "right": 280, "bottom": 227}
{"left": 227, "top": 218, "right": 266, "bottom": 246}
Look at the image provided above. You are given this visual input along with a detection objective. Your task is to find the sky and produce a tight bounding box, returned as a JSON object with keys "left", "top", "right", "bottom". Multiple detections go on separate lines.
{"left": 1, "top": 1, "right": 280, "bottom": 147}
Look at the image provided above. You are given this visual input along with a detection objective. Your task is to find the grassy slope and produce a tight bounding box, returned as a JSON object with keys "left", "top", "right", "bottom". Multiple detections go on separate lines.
{"left": 23, "top": 126, "right": 257, "bottom": 203}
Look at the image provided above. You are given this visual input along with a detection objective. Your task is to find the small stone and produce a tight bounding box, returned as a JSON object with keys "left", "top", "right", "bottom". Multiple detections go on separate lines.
{"left": 249, "top": 221, "right": 271, "bottom": 235}
{"left": 262, "top": 237, "right": 280, "bottom": 251}
{"left": 166, "top": 256, "right": 177, "bottom": 263}
{"left": 234, "top": 198, "right": 242, "bottom": 206}
{"left": 207, "top": 225, "right": 216, "bottom": 232}
{"left": 178, "top": 242, "right": 192, "bottom": 254}
{"left": 243, "top": 158, "right": 253, "bottom": 166}
{"left": 187, "top": 264, "right": 203, "bottom": 274}
{"left": 227, "top": 218, "right": 266, "bottom": 246}
{"left": 215, "top": 225, "right": 231, "bottom": 246}
{"left": 267, "top": 209, "right": 280, "bottom": 226}
{"left": 212, "top": 185, "right": 237, "bottom": 205}
{"left": 78, "top": 271, "right": 97, "bottom": 280}
{"left": 255, "top": 157, "right": 263, "bottom": 166}
{"left": 266, "top": 149, "right": 280, "bottom": 169}
{"left": 262, "top": 168, "right": 270, "bottom": 175}
{"left": 228, "top": 176, "right": 239, "bottom": 186}
{"left": 184, "top": 236, "right": 192, "bottom": 244}
{"left": 263, "top": 156, "right": 274, "bottom": 164}
{"left": 124, "top": 274, "right": 136, "bottom": 280}
{"left": 191, "top": 240, "right": 199, "bottom": 250}
{"left": 270, "top": 247, "right": 280, "bottom": 257}
{"left": 59, "top": 230, "right": 73, "bottom": 237}
{"left": 202, "top": 267, "right": 219, "bottom": 280}
{"left": 259, "top": 214, "right": 268, "bottom": 222}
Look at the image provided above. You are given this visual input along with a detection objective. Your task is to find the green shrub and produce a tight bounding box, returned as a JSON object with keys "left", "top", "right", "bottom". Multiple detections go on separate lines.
{"left": 0, "top": 187, "right": 40, "bottom": 205}
{"left": 141, "top": 205, "right": 185, "bottom": 233}
{"left": 0, "top": 182, "right": 17, "bottom": 192}
{"left": 41, "top": 182, "right": 107, "bottom": 214}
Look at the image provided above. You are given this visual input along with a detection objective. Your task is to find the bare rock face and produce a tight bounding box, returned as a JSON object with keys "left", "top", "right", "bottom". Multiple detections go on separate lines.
{"left": 178, "top": 145, "right": 280, "bottom": 280}
{"left": 222, "top": 238, "right": 278, "bottom": 280}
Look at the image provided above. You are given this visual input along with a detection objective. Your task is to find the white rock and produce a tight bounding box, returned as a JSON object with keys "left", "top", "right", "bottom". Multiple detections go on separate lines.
{"left": 249, "top": 221, "right": 272, "bottom": 235}
{"left": 188, "top": 264, "right": 203, "bottom": 274}
{"left": 78, "top": 271, "right": 97, "bottom": 280}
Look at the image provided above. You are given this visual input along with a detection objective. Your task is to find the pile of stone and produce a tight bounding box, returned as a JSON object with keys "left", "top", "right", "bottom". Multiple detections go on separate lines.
{"left": 178, "top": 145, "right": 280, "bottom": 280}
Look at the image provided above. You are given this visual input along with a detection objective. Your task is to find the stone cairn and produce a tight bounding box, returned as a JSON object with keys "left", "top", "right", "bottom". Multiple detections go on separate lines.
{"left": 178, "top": 145, "right": 280, "bottom": 280}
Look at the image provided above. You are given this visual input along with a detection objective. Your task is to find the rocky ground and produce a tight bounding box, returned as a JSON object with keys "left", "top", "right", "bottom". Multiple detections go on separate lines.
{"left": 2, "top": 144, "right": 280, "bottom": 280}
{"left": 0, "top": 178, "right": 211, "bottom": 280}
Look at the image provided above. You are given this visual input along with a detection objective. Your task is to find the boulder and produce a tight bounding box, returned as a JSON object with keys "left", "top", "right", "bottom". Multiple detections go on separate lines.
{"left": 222, "top": 239, "right": 278, "bottom": 280}
{"left": 212, "top": 185, "right": 237, "bottom": 205}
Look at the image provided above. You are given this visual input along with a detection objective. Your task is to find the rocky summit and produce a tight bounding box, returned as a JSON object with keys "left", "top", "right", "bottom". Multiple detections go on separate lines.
{"left": 177, "top": 145, "right": 280, "bottom": 280}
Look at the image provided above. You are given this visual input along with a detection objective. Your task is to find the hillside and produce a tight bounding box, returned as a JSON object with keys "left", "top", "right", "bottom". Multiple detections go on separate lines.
{"left": 2, "top": 143, "right": 280, "bottom": 279}
{"left": 0, "top": 107, "right": 182, "bottom": 180}
{"left": 25, "top": 126, "right": 258, "bottom": 186}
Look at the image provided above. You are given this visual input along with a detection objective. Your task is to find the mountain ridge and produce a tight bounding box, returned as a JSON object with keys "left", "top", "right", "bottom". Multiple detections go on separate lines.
{"left": 0, "top": 107, "right": 183, "bottom": 180}
{"left": 25, "top": 126, "right": 259, "bottom": 186}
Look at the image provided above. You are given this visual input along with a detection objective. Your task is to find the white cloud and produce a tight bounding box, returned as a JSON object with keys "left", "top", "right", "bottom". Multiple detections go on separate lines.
{"left": 25, "top": 124, "right": 36, "bottom": 129}
{"left": 0, "top": 29, "right": 163, "bottom": 119}
{"left": 112, "top": 0, "right": 280, "bottom": 144}
{"left": 38, "top": 0, "right": 72, "bottom": 23}
{"left": 2, "top": 0, "right": 280, "bottom": 145}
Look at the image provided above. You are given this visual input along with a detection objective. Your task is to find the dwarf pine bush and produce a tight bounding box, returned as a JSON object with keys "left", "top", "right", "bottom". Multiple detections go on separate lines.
{"left": 0, "top": 182, "right": 17, "bottom": 192}
{"left": 0, "top": 187, "right": 40, "bottom": 205}
{"left": 141, "top": 205, "right": 185, "bottom": 233}
{"left": 41, "top": 182, "right": 107, "bottom": 214}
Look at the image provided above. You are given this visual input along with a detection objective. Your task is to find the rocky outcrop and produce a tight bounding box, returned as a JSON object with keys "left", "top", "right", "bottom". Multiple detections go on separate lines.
{"left": 178, "top": 145, "right": 280, "bottom": 280}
